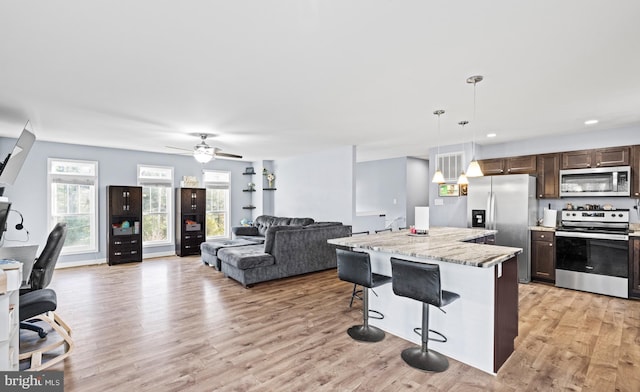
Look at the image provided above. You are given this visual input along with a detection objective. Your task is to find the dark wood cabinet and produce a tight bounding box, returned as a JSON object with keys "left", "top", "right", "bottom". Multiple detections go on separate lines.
{"left": 479, "top": 158, "right": 506, "bottom": 175}
{"left": 632, "top": 145, "right": 640, "bottom": 198}
{"left": 479, "top": 156, "right": 536, "bottom": 175}
{"left": 562, "top": 147, "right": 630, "bottom": 169}
{"left": 536, "top": 153, "right": 560, "bottom": 199}
{"left": 630, "top": 238, "right": 640, "bottom": 299}
{"left": 107, "top": 186, "right": 143, "bottom": 265}
{"left": 175, "top": 188, "right": 206, "bottom": 256}
{"left": 505, "top": 155, "right": 537, "bottom": 174}
{"left": 531, "top": 230, "right": 555, "bottom": 283}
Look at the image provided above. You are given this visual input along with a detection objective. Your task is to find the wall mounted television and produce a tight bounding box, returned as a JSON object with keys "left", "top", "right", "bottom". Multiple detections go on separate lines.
{"left": 0, "top": 121, "right": 36, "bottom": 187}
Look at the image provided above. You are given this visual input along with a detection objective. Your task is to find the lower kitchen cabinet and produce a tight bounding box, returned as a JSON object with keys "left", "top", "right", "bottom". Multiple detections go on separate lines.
{"left": 531, "top": 230, "right": 555, "bottom": 283}
{"left": 630, "top": 237, "right": 640, "bottom": 298}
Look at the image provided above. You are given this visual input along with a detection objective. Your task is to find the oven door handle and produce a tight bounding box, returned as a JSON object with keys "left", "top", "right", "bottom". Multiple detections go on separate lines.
{"left": 556, "top": 231, "right": 629, "bottom": 241}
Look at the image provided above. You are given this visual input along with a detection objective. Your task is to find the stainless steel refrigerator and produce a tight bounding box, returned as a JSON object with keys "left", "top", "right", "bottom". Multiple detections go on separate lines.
{"left": 467, "top": 174, "right": 538, "bottom": 283}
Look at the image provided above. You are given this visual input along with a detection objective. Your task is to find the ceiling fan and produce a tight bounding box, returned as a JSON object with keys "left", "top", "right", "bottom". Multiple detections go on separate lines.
{"left": 166, "top": 133, "right": 243, "bottom": 163}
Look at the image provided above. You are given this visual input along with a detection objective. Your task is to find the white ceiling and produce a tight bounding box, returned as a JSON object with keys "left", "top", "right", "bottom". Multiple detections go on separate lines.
{"left": 1, "top": 1, "right": 639, "bottom": 162}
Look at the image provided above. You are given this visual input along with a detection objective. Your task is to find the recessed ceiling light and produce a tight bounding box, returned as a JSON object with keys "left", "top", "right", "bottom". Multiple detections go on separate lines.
{"left": 486, "top": 133, "right": 497, "bottom": 138}
{"left": 584, "top": 119, "right": 599, "bottom": 125}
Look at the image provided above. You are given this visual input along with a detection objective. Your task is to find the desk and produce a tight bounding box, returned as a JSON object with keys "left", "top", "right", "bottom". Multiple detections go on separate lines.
{"left": 328, "top": 227, "right": 522, "bottom": 374}
{"left": 0, "top": 261, "right": 22, "bottom": 370}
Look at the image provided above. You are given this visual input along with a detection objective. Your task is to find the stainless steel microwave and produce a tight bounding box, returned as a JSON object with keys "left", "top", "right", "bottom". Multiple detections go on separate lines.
{"left": 559, "top": 166, "right": 630, "bottom": 197}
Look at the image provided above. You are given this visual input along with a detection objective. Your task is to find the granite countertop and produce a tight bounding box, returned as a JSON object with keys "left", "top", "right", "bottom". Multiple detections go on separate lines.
{"left": 328, "top": 227, "right": 522, "bottom": 269}
{"left": 530, "top": 226, "right": 556, "bottom": 232}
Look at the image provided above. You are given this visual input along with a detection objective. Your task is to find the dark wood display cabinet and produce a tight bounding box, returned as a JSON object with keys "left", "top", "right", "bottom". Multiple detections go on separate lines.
{"left": 531, "top": 230, "right": 555, "bottom": 283}
{"left": 630, "top": 237, "right": 640, "bottom": 299}
{"left": 107, "top": 185, "right": 143, "bottom": 265}
{"left": 176, "top": 187, "right": 206, "bottom": 256}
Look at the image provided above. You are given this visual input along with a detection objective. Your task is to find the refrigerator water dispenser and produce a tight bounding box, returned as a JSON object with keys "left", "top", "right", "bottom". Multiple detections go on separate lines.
{"left": 472, "top": 209, "right": 486, "bottom": 228}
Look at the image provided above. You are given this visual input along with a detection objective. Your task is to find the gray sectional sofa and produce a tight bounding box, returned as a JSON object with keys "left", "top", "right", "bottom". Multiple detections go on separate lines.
{"left": 201, "top": 215, "right": 351, "bottom": 288}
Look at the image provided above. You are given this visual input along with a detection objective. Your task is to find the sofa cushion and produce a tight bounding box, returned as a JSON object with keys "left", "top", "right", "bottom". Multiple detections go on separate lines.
{"left": 263, "top": 226, "right": 301, "bottom": 254}
{"left": 218, "top": 245, "right": 275, "bottom": 270}
{"left": 290, "top": 217, "right": 314, "bottom": 226}
{"left": 306, "top": 222, "right": 341, "bottom": 228}
{"left": 231, "top": 226, "right": 259, "bottom": 237}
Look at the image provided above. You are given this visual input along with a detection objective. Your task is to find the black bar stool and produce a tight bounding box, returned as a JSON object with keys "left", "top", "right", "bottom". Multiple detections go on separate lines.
{"left": 347, "top": 230, "right": 370, "bottom": 307}
{"left": 390, "top": 257, "right": 460, "bottom": 372}
{"left": 336, "top": 249, "right": 392, "bottom": 342}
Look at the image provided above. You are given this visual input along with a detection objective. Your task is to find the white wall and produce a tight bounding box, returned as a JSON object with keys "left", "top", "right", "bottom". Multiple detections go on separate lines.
{"left": 273, "top": 146, "right": 354, "bottom": 224}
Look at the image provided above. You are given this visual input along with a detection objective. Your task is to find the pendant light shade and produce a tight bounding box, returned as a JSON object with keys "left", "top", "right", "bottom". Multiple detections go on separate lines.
{"left": 466, "top": 161, "right": 483, "bottom": 177}
{"left": 431, "top": 109, "right": 446, "bottom": 183}
{"left": 432, "top": 170, "right": 445, "bottom": 184}
{"left": 466, "top": 75, "right": 484, "bottom": 177}
{"left": 457, "top": 171, "right": 469, "bottom": 185}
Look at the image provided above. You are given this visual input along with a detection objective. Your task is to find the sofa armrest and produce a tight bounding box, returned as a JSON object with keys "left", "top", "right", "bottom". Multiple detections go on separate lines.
{"left": 232, "top": 226, "right": 259, "bottom": 237}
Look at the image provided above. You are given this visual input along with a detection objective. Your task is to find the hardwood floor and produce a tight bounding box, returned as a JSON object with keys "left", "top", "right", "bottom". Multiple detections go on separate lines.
{"left": 25, "top": 255, "right": 640, "bottom": 391}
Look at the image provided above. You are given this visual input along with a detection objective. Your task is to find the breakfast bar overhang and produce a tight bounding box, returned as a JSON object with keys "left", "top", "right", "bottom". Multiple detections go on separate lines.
{"left": 328, "top": 227, "right": 523, "bottom": 374}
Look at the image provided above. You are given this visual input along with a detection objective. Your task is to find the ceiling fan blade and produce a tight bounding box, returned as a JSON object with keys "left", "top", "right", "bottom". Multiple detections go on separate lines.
{"left": 215, "top": 152, "right": 243, "bottom": 159}
{"left": 165, "top": 145, "right": 192, "bottom": 152}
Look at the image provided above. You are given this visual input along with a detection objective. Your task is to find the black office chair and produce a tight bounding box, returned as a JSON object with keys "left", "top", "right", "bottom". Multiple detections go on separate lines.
{"left": 18, "top": 222, "right": 74, "bottom": 370}
{"left": 19, "top": 288, "right": 75, "bottom": 370}
{"left": 390, "top": 257, "right": 460, "bottom": 372}
{"left": 20, "top": 222, "right": 67, "bottom": 337}
{"left": 336, "top": 249, "right": 392, "bottom": 342}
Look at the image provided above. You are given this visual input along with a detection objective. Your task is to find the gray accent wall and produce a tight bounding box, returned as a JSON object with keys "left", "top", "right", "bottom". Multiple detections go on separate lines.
{"left": 406, "top": 157, "right": 429, "bottom": 226}
{"left": 0, "top": 138, "right": 253, "bottom": 265}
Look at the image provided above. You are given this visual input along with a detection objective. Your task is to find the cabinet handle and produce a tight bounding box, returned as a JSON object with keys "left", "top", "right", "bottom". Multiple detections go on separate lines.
{"left": 596, "top": 162, "right": 600, "bottom": 166}
{"left": 539, "top": 194, "right": 543, "bottom": 197}
{"left": 549, "top": 243, "right": 553, "bottom": 247}
{"left": 540, "top": 234, "right": 545, "bottom": 238}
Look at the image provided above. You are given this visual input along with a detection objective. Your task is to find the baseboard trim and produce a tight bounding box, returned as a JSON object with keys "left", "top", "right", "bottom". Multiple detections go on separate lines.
{"left": 56, "top": 250, "right": 179, "bottom": 269}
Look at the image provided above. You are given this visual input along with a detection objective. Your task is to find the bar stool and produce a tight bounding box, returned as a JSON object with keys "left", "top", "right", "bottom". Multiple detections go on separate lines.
{"left": 336, "top": 249, "right": 392, "bottom": 342}
{"left": 347, "top": 230, "right": 370, "bottom": 307}
{"left": 390, "top": 257, "right": 460, "bottom": 372}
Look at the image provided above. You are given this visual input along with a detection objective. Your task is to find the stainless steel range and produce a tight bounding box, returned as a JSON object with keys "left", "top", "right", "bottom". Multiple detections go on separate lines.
{"left": 555, "top": 208, "right": 629, "bottom": 298}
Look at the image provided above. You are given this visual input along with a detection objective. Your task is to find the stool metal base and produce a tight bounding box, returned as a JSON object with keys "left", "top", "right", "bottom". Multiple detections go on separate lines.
{"left": 347, "top": 325, "right": 385, "bottom": 342}
{"left": 401, "top": 347, "right": 449, "bottom": 372}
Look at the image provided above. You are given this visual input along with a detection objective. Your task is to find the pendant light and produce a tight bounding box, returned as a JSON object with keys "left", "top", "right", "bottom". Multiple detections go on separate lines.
{"left": 431, "top": 109, "right": 446, "bottom": 184}
{"left": 466, "top": 75, "right": 484, "bottom": 177}
{"left": 457, "top": 121, "right": 469, "bottom": 185}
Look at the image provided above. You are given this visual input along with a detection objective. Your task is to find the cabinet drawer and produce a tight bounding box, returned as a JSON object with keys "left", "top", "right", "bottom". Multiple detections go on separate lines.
{"left": 532, "top": 231, "right": 554, "bottom": 241}
{"left": 183, "top": 233, "right": 204, "bottom": 241}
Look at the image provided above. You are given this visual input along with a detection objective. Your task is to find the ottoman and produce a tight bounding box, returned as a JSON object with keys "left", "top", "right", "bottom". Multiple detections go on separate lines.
{"left": 200, "top": 238, "right": 263, "bottom": 270}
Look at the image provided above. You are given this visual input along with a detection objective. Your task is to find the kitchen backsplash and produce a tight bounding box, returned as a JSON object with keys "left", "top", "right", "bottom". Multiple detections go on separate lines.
{"left": 538, "top": 197, "right": 640, "bottom": 224}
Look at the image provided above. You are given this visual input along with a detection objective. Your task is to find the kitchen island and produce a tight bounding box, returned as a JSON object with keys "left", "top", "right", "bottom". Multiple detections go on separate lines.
{"left": 328, "top": 227, "right": 522, "bottom": 374}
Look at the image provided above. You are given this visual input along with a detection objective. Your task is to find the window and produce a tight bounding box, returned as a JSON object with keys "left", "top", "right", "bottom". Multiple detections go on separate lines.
{"left": 203, "top": 170, "right": 230, "bottom": 239}
{"left": 48, "top": 159, "right": 98, "bottom": 254}
{"left": 436, "top": 152, "right": 465, "bottom": 182}
{"left": 137, "top": 165, "right": 173, "bottom": 246}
